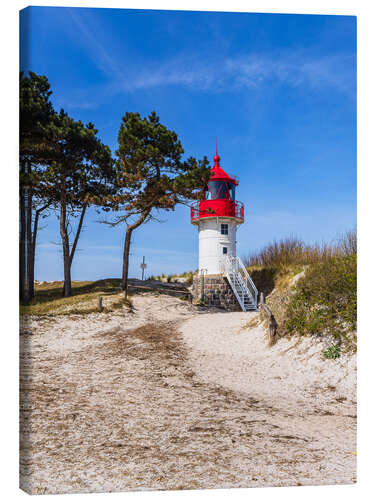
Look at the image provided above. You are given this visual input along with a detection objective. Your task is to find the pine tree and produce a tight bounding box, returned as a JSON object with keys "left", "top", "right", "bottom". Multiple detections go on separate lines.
{"left": 45, "top": 110, "right": 115, "bottom": 297}
{"left": 19, "top": 71, "right": 55, "bottom": 303}
{"left": 109, "top": 111, "right": 210, "bottom": 300}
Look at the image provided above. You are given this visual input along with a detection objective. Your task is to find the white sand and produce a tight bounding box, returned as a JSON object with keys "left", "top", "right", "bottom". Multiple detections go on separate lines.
{"left": 20, "top": 294, "right": 356, "bottom": 494}
{"left": 179, "top": 312, "right": 356, "bottom": 415}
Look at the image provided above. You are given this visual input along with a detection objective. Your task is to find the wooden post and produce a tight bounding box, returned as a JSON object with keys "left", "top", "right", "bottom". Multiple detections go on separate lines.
{"left": 262, "top": 303, "right": 278, "bottom": 346}
{"left": 260, "top": 291, "right": 265, "bottom": 305}
{"left": 268, "top": 315, "right": 278, "bottom": 346}
{"left": 98, "top": 296, "right": 103, "bottom": 312}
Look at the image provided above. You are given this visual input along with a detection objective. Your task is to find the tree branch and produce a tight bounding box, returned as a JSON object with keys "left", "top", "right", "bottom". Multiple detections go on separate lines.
{"left": 69, "top": 202, "right": 88, "bottom": 265}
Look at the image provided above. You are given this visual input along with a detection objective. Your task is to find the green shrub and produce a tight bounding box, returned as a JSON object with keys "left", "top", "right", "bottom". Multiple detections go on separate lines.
{"left": 285, "top": 255, "right": 357, "bottom": 345}
{"left": 323, "top": 344, "right": 341, "bottom": 359}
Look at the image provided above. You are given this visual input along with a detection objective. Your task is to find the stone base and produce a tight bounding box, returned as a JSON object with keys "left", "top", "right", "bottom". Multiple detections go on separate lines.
{"left": 192, "top": 274, "right": 241, "bottom": 311}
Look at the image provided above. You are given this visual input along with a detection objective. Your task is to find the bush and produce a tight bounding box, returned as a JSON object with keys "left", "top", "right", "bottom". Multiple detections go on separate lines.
{"left": 323, "top": 344, "right": 341, "bottom": 359}
{"left": 284, "top": 255, "right": 357, "bottom": 346}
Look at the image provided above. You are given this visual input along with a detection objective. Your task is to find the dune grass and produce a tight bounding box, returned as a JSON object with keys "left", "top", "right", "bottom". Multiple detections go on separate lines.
{"left": 285, "top": 254, "right": 357, "bottom": 350}
{"left": 246, "top": 230, "right": 357, "bottom": 351}
{"left": 244, "top": 230, "right": 356, "bottom": 269}
{"left": 149, "top": 270, "right": 196, "bottom": 284}
{"left": 20, "top": 279, "right": 130, "bottom": 316}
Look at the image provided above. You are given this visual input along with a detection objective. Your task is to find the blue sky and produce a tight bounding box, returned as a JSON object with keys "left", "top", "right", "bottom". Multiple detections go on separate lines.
{"left": 20, "top": 7, "right": 356, "bottom": 281}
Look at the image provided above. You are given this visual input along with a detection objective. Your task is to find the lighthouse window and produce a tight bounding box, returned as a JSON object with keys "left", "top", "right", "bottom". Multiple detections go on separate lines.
{"left": 223, "top": 247, "right": 228, "bottom": 254}
{"left": 207, "top": 181, "right": 229, "bottom": 200}
{"left": 229, "top": 184, "right": 235, "bottom": 200}
{"left": 221, "top": 224, "right": 228, "bottom": 235}
{"left": 217, "top": 183, "right": 229, "bottom": 199}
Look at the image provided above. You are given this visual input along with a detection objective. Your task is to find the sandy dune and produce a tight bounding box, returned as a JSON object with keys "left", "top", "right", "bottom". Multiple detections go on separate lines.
{"left": 20, "top": 293, "right": 356, "bottom": 494}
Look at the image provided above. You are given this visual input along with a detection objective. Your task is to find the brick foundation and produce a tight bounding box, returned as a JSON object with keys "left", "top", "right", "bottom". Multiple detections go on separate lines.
{"left": 192, "top": 274, "right": 241, "bottom": 311}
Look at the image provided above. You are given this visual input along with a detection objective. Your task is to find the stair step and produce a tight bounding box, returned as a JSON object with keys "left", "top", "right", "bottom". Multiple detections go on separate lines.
{"left": 224, "top": 256, "right": 258, "bottom": 312}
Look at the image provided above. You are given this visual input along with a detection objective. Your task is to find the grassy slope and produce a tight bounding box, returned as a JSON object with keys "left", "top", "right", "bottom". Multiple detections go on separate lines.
{"left": 20, "top": 279, "right": 127, "bottom": 316}
{"left": 244, "top": 232, "right": 357, "bottom": 352}
{"left": 248, "top": 257, "right": 357, "bottom": 352}
{"left": 20, "top": 278, "right": 191, "bottom": 316}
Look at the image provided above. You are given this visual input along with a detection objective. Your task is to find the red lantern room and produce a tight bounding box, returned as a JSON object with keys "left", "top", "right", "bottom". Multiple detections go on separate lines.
{"left": 190, "top": 145, "right": 244, "bottom": 224}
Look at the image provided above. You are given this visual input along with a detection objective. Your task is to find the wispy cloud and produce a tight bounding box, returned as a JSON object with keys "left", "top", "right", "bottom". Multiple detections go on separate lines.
{"left": 118, "top": 52, "right": 355, "bottom": 96}
{"left": 67, "top": 8, "right": 126, "bottom": 82}
{"left": 64, "top": 9, "right": 355, "bottom": 105}
{"left": 55, "top": 96, "right": 99, "bottom": 111}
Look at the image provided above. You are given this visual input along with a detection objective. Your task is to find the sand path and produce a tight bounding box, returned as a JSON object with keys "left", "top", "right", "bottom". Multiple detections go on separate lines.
{"left": 20, "top": 293, "right": 356, "bottom": 494}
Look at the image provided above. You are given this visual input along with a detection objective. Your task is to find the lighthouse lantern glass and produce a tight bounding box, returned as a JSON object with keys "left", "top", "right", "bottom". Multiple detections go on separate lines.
{"left": 206, "top": 181, "right": 235, "bottom": 200}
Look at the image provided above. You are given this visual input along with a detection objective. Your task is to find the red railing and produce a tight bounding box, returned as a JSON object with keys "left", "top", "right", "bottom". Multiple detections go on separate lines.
{"left": 190, "top": 200, "right": 244, "bottom": 222}
{"left": 229, "top": 174, "right": 239, "bottom": 186}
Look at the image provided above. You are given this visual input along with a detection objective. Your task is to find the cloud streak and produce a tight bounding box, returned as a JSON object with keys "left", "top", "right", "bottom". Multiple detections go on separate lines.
{"left": 119, "top": 52, "right": 355, "bottom": 97}
{"left": 64, "top": 9, "right": 355, "bottom": 108}
{"left": 67, "top": 8, "right": 126, "bottom": 82}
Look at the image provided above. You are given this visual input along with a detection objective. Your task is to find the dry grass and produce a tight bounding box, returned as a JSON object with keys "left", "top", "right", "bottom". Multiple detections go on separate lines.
{"left": 244, "top": 229, "right": 356, "bottom": 269}
{"left": 257, "top": 268, "right": 304, "bottom": 336}
{"left": 244, "top": 230, "right": 357, "bottom": 350}
{"left": 20, "top": 279, "right": 129, "bottom": 316}
{"left": 20, "top": 278, "right": 192, "bottom": 316}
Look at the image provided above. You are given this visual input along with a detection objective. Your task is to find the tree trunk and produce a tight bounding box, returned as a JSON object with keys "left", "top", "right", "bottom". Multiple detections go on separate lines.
{"left": 19, "top": 160, "right": 26, "bottom": 303}
{"left": 122, "top": 226, "right": 133, "bottom": 299}
{"left": 59, "top": 175, "right": 72, "bottom": 297}
{"left": 121, "top": 210, "right": 151, "bottom": 301}
{"left": 25, "top": 161, "right": 33, "bottom": 303}
{"left": 62, "top": 203, "right": 88, "bottom": 296}
{"left": 30, "top": 203, "right": 50, "bottom": 298}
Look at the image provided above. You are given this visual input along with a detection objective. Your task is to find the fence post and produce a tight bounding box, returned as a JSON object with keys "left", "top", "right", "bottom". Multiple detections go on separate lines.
{"left": 268, "top": 315, "right": 277, "bottom": 346}
{"left": 262, "top": 303, "right": 278, "bottom": 346}
{"left": 97, "top": 296, "right": 103, "bottom": 312}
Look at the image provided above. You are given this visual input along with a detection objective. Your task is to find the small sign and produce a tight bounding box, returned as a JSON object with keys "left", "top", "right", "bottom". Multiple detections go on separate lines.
{"left": 140, "top": 256, "right": 147, "bottom": 280}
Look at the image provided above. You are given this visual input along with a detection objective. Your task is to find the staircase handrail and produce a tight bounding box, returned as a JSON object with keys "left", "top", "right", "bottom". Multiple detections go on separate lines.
{"left": 224, "top": 257, "right": 245, "bottom": 310}
{"left": 225, "top": 256, "right": 258, "bottom": 303}
{"left": 235, "top": 256, "right": 258, "bottom": 303}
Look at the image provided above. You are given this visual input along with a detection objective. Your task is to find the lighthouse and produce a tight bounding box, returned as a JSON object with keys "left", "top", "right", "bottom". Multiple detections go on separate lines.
{"left": 190, "top": 145, "right": 258, "bottom": 311}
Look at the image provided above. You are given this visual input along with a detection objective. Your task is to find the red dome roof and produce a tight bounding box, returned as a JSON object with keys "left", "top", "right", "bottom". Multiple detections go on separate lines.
{"left": 210, "top": 144, "right": 238, "bottom": 185}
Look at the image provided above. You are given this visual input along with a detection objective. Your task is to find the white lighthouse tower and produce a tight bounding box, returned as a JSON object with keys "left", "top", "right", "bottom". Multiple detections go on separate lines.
{"left": 190, "top": 145, "right": 258, "bottom": 311}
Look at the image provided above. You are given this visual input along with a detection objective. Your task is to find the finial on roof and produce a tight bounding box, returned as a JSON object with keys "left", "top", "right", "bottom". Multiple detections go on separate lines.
{"left": 214, "top": 137, "right": 220, "bottom": 164}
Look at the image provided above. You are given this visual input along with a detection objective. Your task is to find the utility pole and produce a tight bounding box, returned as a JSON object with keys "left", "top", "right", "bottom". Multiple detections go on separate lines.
{"left": 140, "top": 256, "right": 147, "bottom": 281}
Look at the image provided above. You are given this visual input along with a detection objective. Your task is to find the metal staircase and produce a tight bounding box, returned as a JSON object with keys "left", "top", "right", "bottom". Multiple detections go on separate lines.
{"left": 223, "top": 255, "right": 258, "bottom": 311}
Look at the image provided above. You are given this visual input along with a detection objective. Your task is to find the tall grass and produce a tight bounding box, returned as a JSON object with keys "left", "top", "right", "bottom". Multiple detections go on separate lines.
{"left": 285, "top": 254, "right": 357, "bottom": 349}
{"left": 249, "top": 229, "right": 357, "bottom": 350}
{"left": 244, "top": 229, "right": 356, "bottom": 269}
